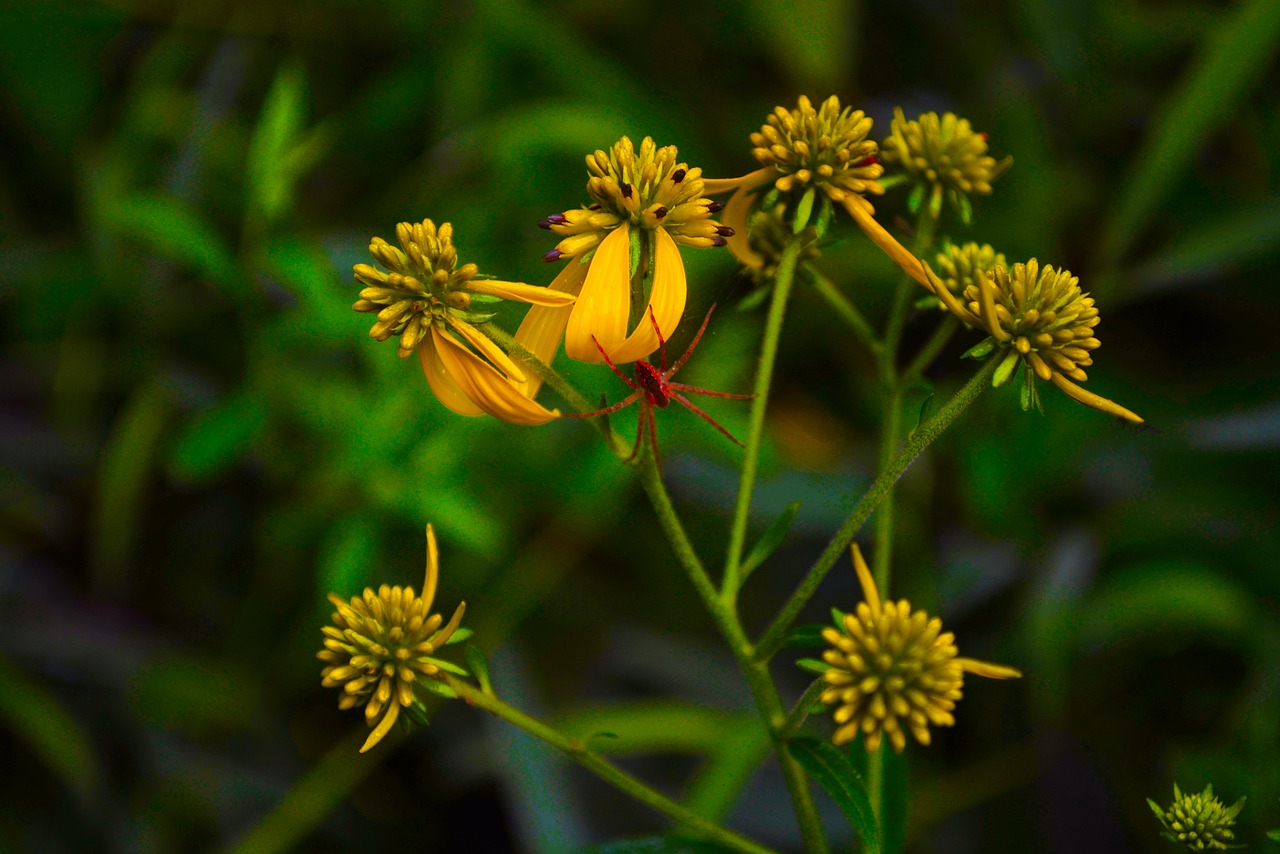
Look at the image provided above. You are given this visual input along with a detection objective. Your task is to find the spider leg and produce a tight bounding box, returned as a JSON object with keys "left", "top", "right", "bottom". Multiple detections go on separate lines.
{"left": 561, "top": 389, "right": 644, "bottom": 419}
{"left": 591, "top": 334, "right": 641, "bottom": 391}
{"left": 646, "top": 306, "right": 670, "bottom": 373}
{"left": 645, "top": 402, "right": 664, "bottom": 474}
{"left": 668, "top": 382, "right": 754, "bottom": 400}
{"left": 671, "top": 392, "right": 744, "bottom": 447}
{"left": 667, "top": 304, "right": 717, "bottom": 377}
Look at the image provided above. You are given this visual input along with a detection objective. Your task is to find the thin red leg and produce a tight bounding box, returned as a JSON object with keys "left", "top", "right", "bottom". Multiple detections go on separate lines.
{"left": 561, "top": 389, "right": 644, "bottom": 419}
{"left": 590, "top": 334, "right": 641, "bottom": 391}
{"left": 669, "top": 382, "right": 754, "bottom": 400}
{"left": 667, "top": 304, "right": 717, "bottom": 377}
{"left": 646, "top": 307, "right": 669, "bottom": 373}
{"left": 671, "top": 392, "right": 744, "bottom": 447}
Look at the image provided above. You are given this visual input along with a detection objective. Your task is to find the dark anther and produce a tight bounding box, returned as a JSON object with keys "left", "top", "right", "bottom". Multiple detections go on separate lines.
{"left": 542, "top": 249, "right": 564, "bottom": 262}
{"left": 537, "top": 214, "right": 566, "bottom": 229}
{"left": 717, "top": 225, "right": 735, "bottom": 237}
{"left": 653, "top": 206, "right": 668, "bottom": 219}
{"left": 588, "top": 203, "right": 602, "bottom": 210}
{"left": 712, "top": 236, "right": 727, "bottom": 247}
{"left": 706, "top": 201, "right": 724, "bottom": 213}
{"left": 853, "top": 156, "right": 879, "bottom": 168}
{"left": 621, "top": 183, "right": 633, "bottom": 198}
{"left": 671, "top": 168, "right": 686, "bottom": 183}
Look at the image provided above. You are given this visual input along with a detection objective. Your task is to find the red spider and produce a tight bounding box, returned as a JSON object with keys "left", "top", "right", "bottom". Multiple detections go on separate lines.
{"left": 564, "top": 305, "right": 752, "bottom": 470}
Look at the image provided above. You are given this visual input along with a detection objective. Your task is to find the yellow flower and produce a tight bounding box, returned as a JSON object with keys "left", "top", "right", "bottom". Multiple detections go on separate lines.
{"left": 1148, "top": 784, "right": 1245, "bottom": 851}
{"left": 820, "top": 544, "right": 1020, "bottom": 752}
{"left": 930, "top": 242, "right": 1006, "bottom": 305}
{"left": 703, "top": 95, "right": 931, "bottom": 290}
{"left": 318, "top": 524, "right": 467, "bottom": 753}
{"left": 517, "top": 136, "right": 729, "bottom": 373}
{"left": 354, "top": 218, "right": 574, "bottom": 425}
{"left": 880, "top": 108, "right": 1011, "bottom": 222}
{"left": 922, "top": 258, "right": 1144, "bottom": 422}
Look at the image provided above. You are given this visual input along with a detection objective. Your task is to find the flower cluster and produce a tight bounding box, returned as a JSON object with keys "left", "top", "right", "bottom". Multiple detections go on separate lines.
{"left": 880, "top": 108, "right": 1011, "bottom": 221}
{"left": 931, "top": 242, "right": 1006, "bottom": 300}
{"left": 924, "top": 258, "right": 1142, "bottom": 422}
{"left": 318, "top": 524, "right": 467, "bottom": 752}
{"left": 354, "top": 219, "right": 572, "bottom": 424}
{"left": 820, "top": 545, "right": 1020, "bottom": 752}
{"left": 1148, "top": 784, "right": 1245, "bottom": 851}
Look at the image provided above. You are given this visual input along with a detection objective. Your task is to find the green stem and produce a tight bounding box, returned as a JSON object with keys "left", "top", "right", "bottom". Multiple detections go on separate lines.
{"left": 867, "top": 745, "right": 885, "bottom": 829}
{"left": 903, "top": 315, "right": 959, "bottom": 382}
{"left": 804, "top": 266, "right": 882, "bottom": 357}
{"left": 778, "top": 677, "right": 828, "bottom": 741}
{"left": 723, "top": 238, "right": 802, "bottom": 603}
{"left": 636, "top": 458, "right": 830, "bottom": 853}
{"left": 871, "top": 388, "right": 903, "bottom": 591}
{"left": 441, "top": 675, "right": 777, "bottom": 854}
{"left": 754, "top": 356, "right": 999, "bottom": 661}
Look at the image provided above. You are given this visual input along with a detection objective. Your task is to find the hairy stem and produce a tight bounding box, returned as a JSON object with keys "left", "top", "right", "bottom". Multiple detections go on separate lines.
{"left": 723, "top": 237, "right": 803, "bottom": 603}
{"left": 442, "top": 675, "right": 777, "bottom": 854}
{"left": 754, "top": 356, "right": 999, "bottom": 661}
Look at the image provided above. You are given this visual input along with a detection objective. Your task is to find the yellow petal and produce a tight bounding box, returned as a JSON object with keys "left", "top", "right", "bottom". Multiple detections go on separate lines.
{"left": 433, "top": 601, "right": 467, "bottom": 646}
{"left": 956, "top": 657, "right": 1022, "bottom": 679}
{"left": 418, "top": 335, "right": 485, "bottom": 416}
{"left": 431, "top": 326, "right": 560, "bottom": 425}
{"left": 609, "top": 228, "right": 688, "bottom": 365}
{"left": 701, "top": 167, "right": 775, "bottom": 196}
{"left": 359, "top": 701, "right": 400, "bottom": 753}
{"left": 850, "top": 543, "right": 881, "bottom": 618}
{"left": 468, "top": 279, "right": 577, "bottom": 307}
{"left": 422, "top": 523, "right": 439, "bottom": 613}
{"left": 975, "top": 269, "right": 1010, "bottom": 342}
{"left": 566, "top": 224, "right": 631, "bottom": 363}
{"left": 1049, "top": 373, "right": 1144, "bottom": 423}
{"left": 513, "top": 260, "right": 589, "bottom": 398}
{"left": 447, "top": 316, "right": 526, "bottom": 383}
{"left": 721, "top": 187, "right": 764, "bottom": 269}
{"left": 841, "top": 197, "right": 931, "bottom": 290}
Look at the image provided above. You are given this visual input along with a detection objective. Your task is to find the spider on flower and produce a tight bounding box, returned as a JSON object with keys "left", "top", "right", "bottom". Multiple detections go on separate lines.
{"left": 564, "top": 306, "right": 752, "bottom": 471}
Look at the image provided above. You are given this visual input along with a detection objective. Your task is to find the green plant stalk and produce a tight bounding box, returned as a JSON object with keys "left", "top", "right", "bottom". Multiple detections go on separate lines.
{"left": 754, "top": 356, "right": 999, "bottom": 662}
{"left": 441, "top": 675, "right": 778, "bottom": 854}
{"left": 804, "top": 266, "right": 882, "bottom": 357}
{"left": 636, "top": 459, "right": 831, "bottom": 854}
{"left": 904, "top": 315, "right": 959, "bottom": 382}
{"left": 722, "top": 238, "right": 803, "bottom": 603}
{"left": 778, "top": 677, "right": 829, "bottom": 741}
{"left": 873, "top": 210, "right": 937, "bottom": 587}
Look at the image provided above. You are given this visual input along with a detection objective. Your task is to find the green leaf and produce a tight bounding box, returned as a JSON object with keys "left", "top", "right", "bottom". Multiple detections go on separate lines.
{"left": 737, "top": 284, "right": 771, "bottom": 312}
{"left": 796, "top": 657, "right": 830, "bottom": 675}
{"left": 464, "top": 644, "right": 492, "bottom": 696}
{"left": 992, "top": 349, "right": 1020, "bottom": 387}
{"left": 1130, "top": 198, "right": 1280, "bottom": 297}
{"left": 1266, "top": 828, "right": 1280, "bottom": 842}
{"left": 787, "top": 737, "right": 881, "bottom": 853}
{"left": 0, "top": 656, "right": 100, "bottom": 802}
{"left": 445, "top": 627, "right": 474, "bottom": 645}
{"left": 740, "top": 500, "right": 801, "bottom": 581}
{"left": 102, "top": 193, "right": 239, "bottom": 291}
{"left": 961, "top": 338, "right": 997, "bottom": 360}
{"left": 792, "top": 187, "right": 816, "bottom": 233}
{"left": 247, "top": 62, "right": 309, "bottom": 225}
{"left": 557, "top": 702, "right": 753, "bottom": 758}
{"left": 1101, "top": 0, "right": 1280, "bottom": 270}
{"left": 168, "top": 391, "right": 267, "bottom": 483}
{"left": 782, "top": 623, "right": 829, "bottom": 649}
{"left": 423, "top": 657, "right": 469, "bottom": 677}
{"left": 418, "top": 679, "right": 457, "bottom": 700}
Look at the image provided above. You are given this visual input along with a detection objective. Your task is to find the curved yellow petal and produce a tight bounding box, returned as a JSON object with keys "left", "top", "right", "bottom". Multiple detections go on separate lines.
{"left": 923, "top": 261, "right": 978, "bottom": 325}
{"left": 359, "top": 701, "right": 399, "bottom": 753}
{"left": 956, "top": 658, "right": 1022, "bottom": 679}
{"left": 850, "top": 543, "right": 881, "bottom": 618}
{"left": 468, "top": 279, "right": 577, "bottom": 307}
{"left": 433, "top": 600, "right": 467, "bottom": 647}
{"left": 975, "top": 270, "right": 1010, "bottom": 341}
{"left": 566, "top": 224, "right": 631, "bottom": 363}
{"left": 447, "top": 316, "right": 526, "bottom": 383}
{"left": 431, "top": 326, "right": 560, "bottom": 425}
{"left": 418, "top": 335, "right": 485, "bottom": 417}
{"left": 722, "top": 187, "right": 764, "bottom": 269}
{"left": 841, "top": 197, "right": 931, "bottom": 290}
{"left": 1048, "top": 373, "right": 1144, "bottom": 423}
{"left": 702, "top": 167, "right": 775, "bottom": 196}
{"left": 609, "top": 228, "right": 688, "bottom": 364}
{"left": 423, "top": 523, "right": 439, "bottom": 613}
{"left": 513, "top": 259, "right": 589, "bottom": 398}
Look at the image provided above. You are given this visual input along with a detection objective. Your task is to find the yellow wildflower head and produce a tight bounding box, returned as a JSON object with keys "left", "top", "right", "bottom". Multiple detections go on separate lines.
{"left": 880, "top": 108, "right": 1011, "bottom": 222}
{"left": 1148, "top": 783, "right": 1245, "bottom": 851}
{"left": 931, "top": 242, "right": 1006, "bottom": 303}
{"left": 749, "top": 95, "right": 884, "bottom": 205}
{"left": 820, "top": 544, "right": 1020, "bottom": 753}
{"left": 527, "top": 137, "right": 728, "bottom": 367}
{"left": 924, "top": 258, "right": 1143, "bottom": 423}
{"left": 354, "top": 218, "right": 574, "bottom": 424}
{"left": 743, "top": 204, "right": 820, "bottom": 286}
{"left": 318, "top": 524, "right": 467, "bottom": 753}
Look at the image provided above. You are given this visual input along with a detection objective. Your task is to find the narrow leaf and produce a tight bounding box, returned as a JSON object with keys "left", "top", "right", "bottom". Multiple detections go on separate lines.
{"left": 464, "top": 644, "right": 492, "bottom": 695}
{"left": 788, "top": 737, "right": 880, "bottom": 853}
{"left": 740, "top": 500, "right": 801, "bottom": 581}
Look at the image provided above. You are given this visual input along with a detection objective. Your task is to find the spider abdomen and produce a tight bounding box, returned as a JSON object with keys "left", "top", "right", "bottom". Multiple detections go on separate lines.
{"left": 634, "top": 360, "right": 671, "bottom": 407}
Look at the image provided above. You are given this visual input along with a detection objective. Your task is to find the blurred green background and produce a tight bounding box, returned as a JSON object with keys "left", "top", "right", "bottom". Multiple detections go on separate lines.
{"left": 2, "top": 0, "right": 1279, "bottom": 851}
